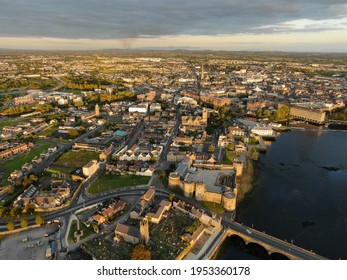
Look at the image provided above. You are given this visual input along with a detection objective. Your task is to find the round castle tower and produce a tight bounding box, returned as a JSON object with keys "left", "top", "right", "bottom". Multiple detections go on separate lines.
{"left": 183, "top": 181, "right": 195, "bottom": 197}
{"left": 222, "top": 191, "right": 236, "bottom": 211}
{"left": 168, "top": 172, "right": 181, "bottom": 187}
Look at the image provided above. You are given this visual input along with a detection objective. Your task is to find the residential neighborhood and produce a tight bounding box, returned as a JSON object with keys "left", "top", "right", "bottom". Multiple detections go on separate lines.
{"left": 0, "top": 50, "right": 346, "bottom": 261}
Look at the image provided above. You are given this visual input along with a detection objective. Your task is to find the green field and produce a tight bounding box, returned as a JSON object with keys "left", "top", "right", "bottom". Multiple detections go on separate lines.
{"left": 222, "top": 150, "right": 236, "bottom": 164}
{"left": 201, "top": 201, "right": 225, "bottom": 215}
{"left": 0, "top": 118, "right": 18, "bottom": 130}
{"left": 0, "top": 140, "right": 53, "bottom": 184}
{"left": 54, "top": 150, "right": 99, "bottom": 173}
{"left": 89, "top": 174, "right": 150, "bottom": 194}
{"left": 36, "top": 125, "right": 58, "bottom": 138}
{"left": 68, "top": 220, "right": 95, "bottom": 245}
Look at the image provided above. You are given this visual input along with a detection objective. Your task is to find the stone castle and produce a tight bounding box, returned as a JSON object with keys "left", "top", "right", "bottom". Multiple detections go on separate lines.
{"left": 169, "top": 171, "right": 237, "bottom": 212}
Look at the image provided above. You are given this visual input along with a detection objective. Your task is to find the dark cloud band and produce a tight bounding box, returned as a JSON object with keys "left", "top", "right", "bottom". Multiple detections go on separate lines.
{"left": 0, "top": 0, "right": 346, "bottom": 39}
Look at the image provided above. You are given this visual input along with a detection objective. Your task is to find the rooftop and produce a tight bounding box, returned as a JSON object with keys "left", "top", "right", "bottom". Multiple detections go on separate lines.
{"left": 115, "top": 223, "right": 140, "bottom": 239}
{"left": 186, "top": 168, "right": 235, "bottom": 193}
{"left": 114, "top": 130, "right": 127, "bottom": 137}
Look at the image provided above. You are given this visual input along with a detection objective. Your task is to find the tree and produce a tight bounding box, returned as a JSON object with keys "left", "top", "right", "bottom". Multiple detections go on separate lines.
{"left": 169, "top": 194, "right": 175, "bottom": 206}
{"left": 35, "top": 215, "right": 44, "bottom": 225}
{"left": 4, "top": 94, "right": 13, "bottom": 101}
{"left": 158, "top": 171, "right": 166, "bottom": 180}
{"left": 77, "top": 126, "right": 86, "bottom": 134}
{"left": 249, "top": 136, "right": 259, "bottom": 145}
{"left": 22, "top": 175, "right": 38, "bottom": 188}
{"left": 208, "top": 145, "right": 215, "bottom": 153}
{"left": 104, "top": 215, "right": 109, "bottom": 223}
{"left": 264, "top": 109, "right": 271, "bottom": 119}
{"left": 25, "top": 204, "right": 36, "bottom": 215}
{"left": 29, "top": 174, "right": 38, "bottom": 182}
{"left": 256, "top": 108, "right": 263, "bottom": 118}
{"left": 274, "top": 105, "right": 290, "bottom": 120}
{"left": 0, "top": 206, "right": 9, "bottom": 218}
{"left": 251, "top": 148, "right": 259, "bottom": 160}
{"left": 21, "top": 219, "right": 28, "bottom": 228}
{"left": 131, "top": 244, "right": 152, "bottom": 260}
{"left": 169, "top": 163, "right": 176, "bottom": 171}
{"left": 67, "top": 129, "right": 79, "bottom": 138}
{"left": 7, "top": 222, "right": 15, "bottom": 231}
{"left": 227, "top": 143, "right": 235, "bottom": 151}
{"left": 92, "top": 223, "right": 99, "bottom": 233}
{"left": 186, "top": 220, "right": 200, "bottom": 234}
{"left": 74, "top": 100, "right": 84, "bottom": 107}
{"left": 5, "top": 186, "right": 15, "bottom": 195}
{"left": 10, "top": 207, "right": 22, "bottom": 218}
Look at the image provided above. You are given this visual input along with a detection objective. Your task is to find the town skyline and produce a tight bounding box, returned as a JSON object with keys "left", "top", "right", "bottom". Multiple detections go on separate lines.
{"left": 0, "top": 0, "right": 347, "bottom": 52}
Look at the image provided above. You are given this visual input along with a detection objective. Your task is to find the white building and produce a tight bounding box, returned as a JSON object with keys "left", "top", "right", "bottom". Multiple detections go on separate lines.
{"left": 251, "top": 126, "right": 274, "bottom": 136}
{"left": 129, "top": 103, "right": 148, "bottom": 114}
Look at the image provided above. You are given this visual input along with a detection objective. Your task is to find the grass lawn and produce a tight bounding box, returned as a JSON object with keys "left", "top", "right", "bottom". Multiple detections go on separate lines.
{"left": 54, "top": 150, "right": 99, "bottom": 172}
{"left": 48, "top": 166, "right": 72, "bottom": 175}
{"left": 222, "top": 150, "right": 236, "bottom": 164}
{"left": 0, "top": 118, "right": 18, "bottom": 130}
{"left": 88, "top": 174, "right": 150, "bottom": 194}
{"left": 0, "top": 139, "right": 53, "bottom": 185}
{"left": 202, "top": 201, "right": 225, "bottom": 215}
{"left": 68, "top": 220, "right": 95, "bottom": 245}
{"left": 36, "top": 125, "right": 58, "bottom": 138}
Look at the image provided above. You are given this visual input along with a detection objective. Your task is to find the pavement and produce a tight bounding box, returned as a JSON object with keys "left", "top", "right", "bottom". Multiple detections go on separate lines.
{"left": 0, "top": 223, "right": 59, "bottom": 260}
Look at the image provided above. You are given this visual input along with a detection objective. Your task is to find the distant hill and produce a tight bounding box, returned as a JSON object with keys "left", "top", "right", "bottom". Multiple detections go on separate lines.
{"left": 0, "top": 48, "right": 346, "bottom": 65}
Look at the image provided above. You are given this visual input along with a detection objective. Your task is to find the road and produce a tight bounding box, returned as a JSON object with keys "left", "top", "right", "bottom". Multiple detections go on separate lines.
{"left": 0, "top": 99, "right": 326, "bottom": 260}
{"left": 51, "top": 75, "right": 65, "bottom": 91}
{"left": 0, "top": 180, "right": 327, "bottom": 260}
{"left": 157, "top": 104, "right": 181, "bottom": 166}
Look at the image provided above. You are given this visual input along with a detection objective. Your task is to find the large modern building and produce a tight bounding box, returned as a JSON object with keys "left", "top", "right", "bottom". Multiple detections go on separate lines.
{"left": 290, "top": 106, "right": 326, "bottom": 124}
{"left": 251, "top": 126, "right": 274, "bottom": 136}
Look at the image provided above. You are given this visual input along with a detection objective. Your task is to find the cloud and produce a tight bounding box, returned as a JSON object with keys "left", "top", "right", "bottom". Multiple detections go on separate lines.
{"left": 254, "top": 18, "right": 347, "bottom": 33}
{"left": 0, "top": 0, "right": 346, "bottom": 39}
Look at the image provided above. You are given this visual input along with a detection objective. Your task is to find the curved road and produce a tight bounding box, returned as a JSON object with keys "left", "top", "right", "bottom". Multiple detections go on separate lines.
{"left": 0, "top": 182, "right": 326, "bottom": 259}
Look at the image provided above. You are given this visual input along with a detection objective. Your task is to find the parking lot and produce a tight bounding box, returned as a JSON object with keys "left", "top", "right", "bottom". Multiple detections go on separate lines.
{"left": 0, "top": 223, "right": 59, "bottom": 260}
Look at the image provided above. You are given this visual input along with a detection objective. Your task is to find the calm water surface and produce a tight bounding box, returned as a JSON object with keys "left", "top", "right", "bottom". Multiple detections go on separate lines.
{"left": 217, "top": 130, "right": 347, "bottom": 260}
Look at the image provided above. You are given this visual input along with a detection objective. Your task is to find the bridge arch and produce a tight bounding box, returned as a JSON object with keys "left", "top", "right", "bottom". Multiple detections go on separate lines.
{"left": 270, "top": 252, "right": 290, "bottom": 260}
{"left": 247, "top": 242, "right": 269, "bottom": 259}
{"left": 228, "top": 234, "right": 246, "bottom": 247}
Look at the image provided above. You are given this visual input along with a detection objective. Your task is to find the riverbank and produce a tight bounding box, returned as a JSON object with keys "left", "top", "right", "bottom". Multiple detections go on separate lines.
{"left": 236, "top": 158, "right": 255, "bottom": 203}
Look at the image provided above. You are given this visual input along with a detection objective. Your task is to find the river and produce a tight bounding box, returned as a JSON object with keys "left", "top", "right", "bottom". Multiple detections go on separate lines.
{"left": 217, "top": 129, "right": 347, "bottom": 260}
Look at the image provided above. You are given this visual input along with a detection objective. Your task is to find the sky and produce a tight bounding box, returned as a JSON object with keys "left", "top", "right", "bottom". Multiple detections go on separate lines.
{"left": 0, "top": 0, "right": 347, "bottom": 52}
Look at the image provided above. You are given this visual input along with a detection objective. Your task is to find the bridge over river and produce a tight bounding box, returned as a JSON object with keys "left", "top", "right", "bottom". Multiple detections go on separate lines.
{"left": 221, "top": 221, "right": 327, "bottom": 260}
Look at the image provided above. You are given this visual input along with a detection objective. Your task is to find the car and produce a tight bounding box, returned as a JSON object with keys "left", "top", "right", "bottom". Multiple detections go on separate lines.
{"left": 246, "top": 229, "right": 252, "bottom": 234}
